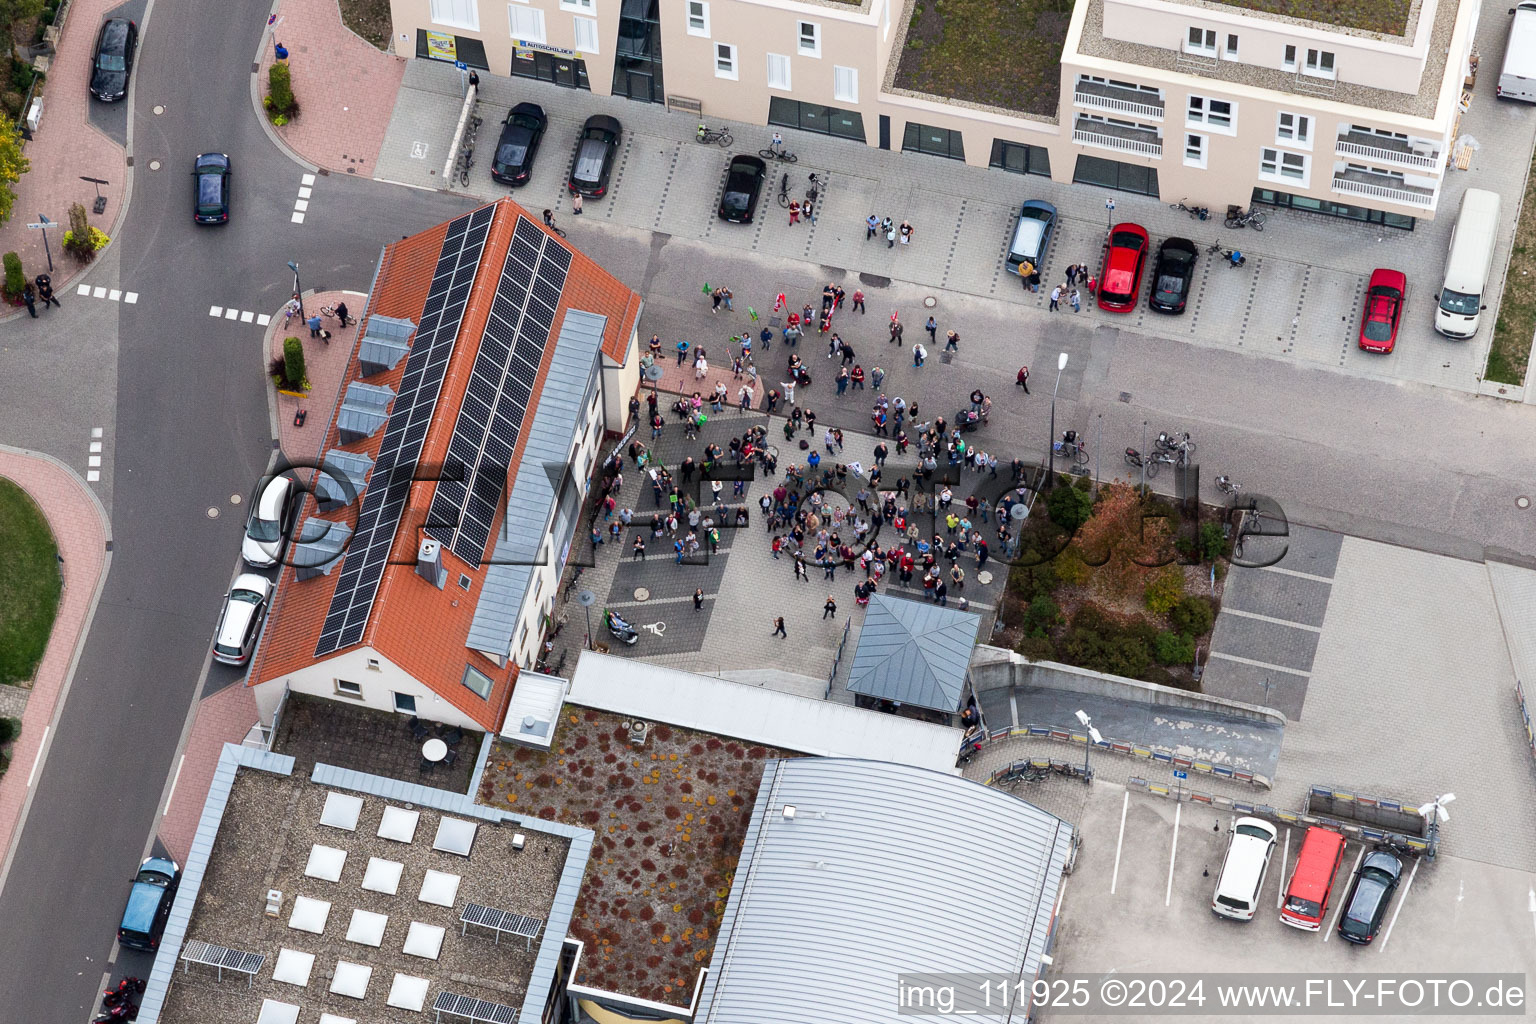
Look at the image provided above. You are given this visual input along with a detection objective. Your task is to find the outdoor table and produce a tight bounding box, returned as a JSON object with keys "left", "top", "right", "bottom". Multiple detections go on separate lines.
{"left": 422, "top": 738, "right": 448, "bottom": 762}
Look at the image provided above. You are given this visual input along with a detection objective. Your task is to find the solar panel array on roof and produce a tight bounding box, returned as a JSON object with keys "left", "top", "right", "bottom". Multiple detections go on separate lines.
{"left": 424, "top": 217, "right": 571, "bottom": 565}
{"left": 433, "top": 991, "right": 520, "bottom": 1024}
{"left": 315, "top": 450, "right": 375, "bottom": 512}
{"left": 336, "top": 382, "right": 396, "bottom": 444}
{"left": 315, "top": 205, "right": 494, "bottom": 657}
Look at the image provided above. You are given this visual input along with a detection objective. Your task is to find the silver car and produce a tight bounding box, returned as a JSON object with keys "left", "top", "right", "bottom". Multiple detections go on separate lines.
{"left": 213, "top": 574, "right": 273, "bottom": 666}
{"left": 242, "top": 474, "right": 300, "bottom": 567}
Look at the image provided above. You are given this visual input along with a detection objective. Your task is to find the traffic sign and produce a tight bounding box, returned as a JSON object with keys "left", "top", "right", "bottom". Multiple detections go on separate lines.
{"left": 454, "top": 60, "right": 467, "bottom": 69}
{"left": 1172, "top": 770, "right": 1188, "bottom": 779}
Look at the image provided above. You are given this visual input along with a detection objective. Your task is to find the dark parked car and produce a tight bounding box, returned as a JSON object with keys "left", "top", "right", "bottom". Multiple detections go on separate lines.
{"left": 1336, "top": 849, "right": 1403, "bottom": 945}
{"left": 1149, "top": 237, "right": 1198, "bottom": 313}
{"left": 192, "top": 153, "right": 231, "bottom": 225}
{"left": 118, "top": 856, "right": 180, "bottom": 951}
{"left": 90, "top": 18, "right": 138, "bottom": 102}
{"left": 568, "top": 115, "right": 622, "bottom": 198}
{"left": 717, "top": 155, "right": 767, "bottom": 223}
{"left": 1098, "top": 223, "right": 1150, "bottom": 312}
{"left": 1005, "top": 200, "right": 1056, "bottom": 284}
{"left": 491, "top": 103, "right": 547, "bottom": 186}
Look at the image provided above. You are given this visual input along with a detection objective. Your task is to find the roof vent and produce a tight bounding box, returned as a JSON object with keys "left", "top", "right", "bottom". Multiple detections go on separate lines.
{"left": 782, "top": 805, "right": 797, "bottom": 820}
{"left": 416, "top": 538, "right": 447, "bottom": 589}
{"left": 628, "top": 720, "right": 649, "bottom": 747}
{"left": 265, "top": 889, "right": 283, "bottom": 917}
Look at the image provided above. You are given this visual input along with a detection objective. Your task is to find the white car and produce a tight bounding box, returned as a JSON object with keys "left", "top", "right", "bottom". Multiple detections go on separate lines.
{"left": 242, "top": 474, "right": 299, "bottom": 567}
{"left": 1211, "top": 816, "right": 1278, "bottom": 921}
{"left": 212, "top": 574, "right": 274, "bottom": 666}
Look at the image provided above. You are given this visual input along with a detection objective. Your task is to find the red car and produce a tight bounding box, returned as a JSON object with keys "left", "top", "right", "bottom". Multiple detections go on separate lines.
{"left": 1359, "top": 268, "right": 1406, "bottom": 353}
{"left": 1098, "top": 223, "right": 1150, "bottom": 312}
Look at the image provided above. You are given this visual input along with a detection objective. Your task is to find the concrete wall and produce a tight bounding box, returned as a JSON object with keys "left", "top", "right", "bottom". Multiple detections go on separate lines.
{"left": 251, "top": 647, "right": 489, "bottom": 730}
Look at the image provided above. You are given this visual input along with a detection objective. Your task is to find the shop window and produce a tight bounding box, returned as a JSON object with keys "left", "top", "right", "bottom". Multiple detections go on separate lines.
{"left": 902, "top": 121, "right": 965, "bottom": 161}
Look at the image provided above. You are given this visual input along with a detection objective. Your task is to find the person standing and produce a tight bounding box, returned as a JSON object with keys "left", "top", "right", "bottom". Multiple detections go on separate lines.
{"left": 720, "top": 286, "right": 734, "bottom": 312}
{"left": 925, "top": 316, "right": 937, "bottom": 343}
{"left": 1069, "top": 288, "right": 1082, "bottom": 313}
{"left": 1049, "top": 285, "right": 1062, "bottom": 312}
{"left": 693, "top": 588, "right": 705, "bottom": 610}
{"left": 899, "top": 221, "right": 913, "bottom": 246}
{"left": 1017, "top": 365, "right": 1030, "bottom": 393}
{"left": 676, "top": 339, "right": 690, "bottom": 365}
{"left": 572, "top": 193, "right": 583, "bottom": 215}
{"left": 794, "top": 557, "right": 808, "bottom": 582}
{"left": 21, "top": 282, "right": 37, "bottom": 318}
{"left": 851, "top": 288, "right": 865, "bottom": 313}
{"left": 865, "top": 213, "right": 880, "bottom": 240}
{"left": 789, "top": 199, "right": 801, "bottom": 225}
{"left": 944, "top": 330, "right": 960, "bottom": 353}
{"left": 1065, "top": 263, "right": 1079, "bottom": 286}
{"left": 912, "top": 342, "right": 926, "bottom": 368}
{"left": 34, "top": 273, "right": 60, "bottom": 309}
{"left": 823, "top": 595, "right": 838, "bottom": 619}
{"left": 307, "top": 313, "right": 323, "bottom": 337}
{"left": 772, "top": 615, "right": 788, "bottom": 637}
{"left": 885, "top": 219, "right": 897, "bottom": 248}
{"left": 889, "top": 318, "right": 903, "bottom": 344}
{"left": 711, "top": 287, "right": 724, "bottom": 312}
{"left": 1085, "top": 273, "right": 1097, "bottom": 295}
{"left": 840, "top": 341, "right": 855, "bottom": 366}
{"left": 632, "top": 533, "right": 647, "bottom": 560}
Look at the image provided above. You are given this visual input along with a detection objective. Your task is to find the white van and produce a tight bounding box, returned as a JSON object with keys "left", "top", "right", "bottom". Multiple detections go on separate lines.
{"left": 1211, "top": 817, "right": 1278, "bottom": 921}
{"left": 1498, "top": 3, "right": 1536, "bottom": 103}
{"left": 1435, "top": 188, "right": 1502, "bottom": 339}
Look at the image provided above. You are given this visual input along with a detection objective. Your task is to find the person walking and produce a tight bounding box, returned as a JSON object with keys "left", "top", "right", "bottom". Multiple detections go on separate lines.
{"left": 1049, "top": 285, "right": 1062, "bottom": 312}
{"left": 944, "top": 330, "right": 960, "bottom": 353}
{"left": 571, "top": 193, "right": 583, "bottom": 215}
{"left": 772, "top": 615, "right": 788, "bottom": 638}
{"left": 794, "top": 557, "right": 808, "bottom": 582}
{"left": 1069, "top": 288, "right": 1082, "bottom": 313}
{"left": 823, "top": 595, "right": 838, "bottom": 619}
{"left": 871, "top": 365, "right": 885, "bottom": 389}
{"left": 851, "top": 288, "right": 865, "bottom": 314}
{"left": 865, "top": 213, "right": 880, "bottom": 240}
{"left": 693, "top": 587, "right": 705, "bottom": 610}
{"left": 1017, "top": 365, "right": 1030, "bottom": 393}
{"left": 711, "top": 287, "right": 723, "bottom": 312}
{"left": 21, "top": 282, "right": 37, "bottom": 318}
{"left": 912, "top": 342, "right": 926, "bottom": 368}
{"left": 840, "top": 341, "right": 855, "bottom": 366}
{"left": 34, "top": 273, "right": 60, "bottom": 309}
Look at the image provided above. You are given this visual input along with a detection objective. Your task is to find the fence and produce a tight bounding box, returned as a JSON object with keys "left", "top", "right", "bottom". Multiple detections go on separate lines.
{"left": 966, "top": 722, "right": 1272, "bottom": 788}
{"left": 824, "top": 618, "right": 851, "bottom": 699}
{"left": 1518, "top": 681, "right": 1535, "bottom": 761}
{"left": 1306, "top": 785, "right": 1428, "bottom": 837}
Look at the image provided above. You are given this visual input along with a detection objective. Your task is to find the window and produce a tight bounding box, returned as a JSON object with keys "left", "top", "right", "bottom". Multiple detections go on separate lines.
{"left": 1304, "top": 48, "right": 1335, "bottom": 77}
{"left": 766, "top": 52, "right": 791, "bottom": 90}
{"left": 989, "top": 138, "right": 1053, "bottom": 177}
{"left": 430, "top": 0, "right": 479, "bottom": 30}
{"left": 335, "top": 678, "right": 363, "bottom": 698}
{"left": 458, "top": 573, "right": 472, "bottom": 591}
{"left": 462, "top": 664, "right": 495, "bottom": 699}
{"left": 687, "top": 0, "right": 708, "bottom": 36}
{"left": 509, "top": 4, "right": 546, "bottom": 42}
{"left": 573, "top": 15, "right": 599, "bottom": 51}
{"left": 902, "top": 121, "right": 965, "bottom": 161}
{"left": 798, "top": 20, "right": 820, "bottom": 57}
{"left": 393, "top": 693, "right": 417, "bottom": 714}
{"left": 1071, "top": 154, "right": 1160, "bottom": 196}
{"left": 833, "top": 65, "right": 858, "bottom": 103}
{"left": 1260, "top": 147, "right": 1307, "bottom": 182}
{"left": 1184, "top": 132, "right": 1206, "bottom": 167}
{"left": 1187, "top": 95, "right": 1232, "bottom": 131}
{"left": 1282, "top": 44, "right": 1297, "bottom": 70}
{"left": 714, "top": 42, "right": 737, "bottom": 79}
{"left": 768, "top": 97, "right": 867, "bottom": 141}
{"left": 367, "top": 657, "right": 381, "bottom": 671}
{"left": 1186, "top": 27, "right": 1215, "bottom": 53}
{"left": 1252, "top": 187, "right": 1415, "bottom": 230}
{"left": 1224, "top": 33, "right": 1238, "bottom": 58}
{"left": 1276, "top": 112, "right": 1310, "bottom": 146}
{"left": 559, "top": 0, "right": 593, "bottom": 9}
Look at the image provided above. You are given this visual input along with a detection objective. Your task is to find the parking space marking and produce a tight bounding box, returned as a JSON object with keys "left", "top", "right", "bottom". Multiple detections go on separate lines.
{"left": 1220, "top": 607, "right": 1323, "bottom": 633}
{"left": 1111, "top": 790, "right": 1128, "bottom": 895}
{"left": 1323, "top": 846, "right": 1364, "bottom": 942}
{"left": 1206, "top": 650, "right": 1312, "bottom": 676}
{"left": 1259, "top": 564, "right": 1335, "bottom": 584}
{"left": 1277, "top": 829, "right": 1290, "bottom": 909}
{"left": 1377, "top": 855, "right": 1420, "bottom": 952}
{"left": 1166, "top": 801, "right": 1181, "bottom": 907}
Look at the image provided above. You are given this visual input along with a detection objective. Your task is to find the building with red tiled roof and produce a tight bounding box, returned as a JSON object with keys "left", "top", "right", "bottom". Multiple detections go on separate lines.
{"left": 248, "top": 199, "right": 642, "bottom": 733}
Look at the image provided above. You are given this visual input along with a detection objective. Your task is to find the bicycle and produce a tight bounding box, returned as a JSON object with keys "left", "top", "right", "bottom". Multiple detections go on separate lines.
{"left": 1052, "top": 439, "right": 1090, "bottom": 465}
{"left": 562, "top": 564, "right": 585, "bottom": 601}
{"left": 999, "top": 761, "right": 1049, "bottom": 785}
{"left": 1124, "top": 447, "right": 1174, "bottom": 478}
{"left": 1215, "top": 475, "right": 1242, "bottom": 500}
{"left": 758, "top": 145, "right": 798, "bottom": 163}
{"left": 1205, "top": 239, "right": 1227, "bottom": 254}
{"left": 696, "top": 124, "right": 734, "bottom": 147}
{"left": 457, "top": 144, "right": 475, "bottom": 187}
{"left": 319, "top": 305, "right": 355, "bottom": 327}
{"left": 1224, "top": 206, "right": 1266, "bottom": 231}
{"left": 806, "top": 171, "right": 827, "bottom": 202}
{"left": 775, "top": 171, "right": 791, "bottom": 208}
{"left": 1154, "top": 431, "right": 1196, "bottom": 462}
{"left": 1169, "top": 199, "right": 1210, "bottom": 220}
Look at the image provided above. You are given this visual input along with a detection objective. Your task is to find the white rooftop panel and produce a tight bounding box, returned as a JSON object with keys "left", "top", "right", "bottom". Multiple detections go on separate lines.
{"left": 567, "top": 651, "right": 961, "bottom": 773}
{"left": 257, "top": 999, "right": 301, "bottom": 1024}
{"left": 361, "top": 857, "right": 404, "bottom": 895}
{"left": 330, "top": 960, "right": 373, "bottom": 999}
{"left": 417, "top": 869, "right": 461, "bottom": 907}
{"left": 387, "top": 972, "right": 431, "bottom": 1012}
{"left": 432, "top": 817, "right": 477, "bottom": 856}
{"left": 272, "top": 948, "right": 315, "bottom": 987}
{"left": 403, "top": 921, "right": 446, "bottom": 960}
{"left": 378, "top": 805, "right": 421, "bottom": 843}
{"left": 346, "top": 908, "right": 389, "bottom": 947}
{"left": 318, "top": 1016, "right": 358, "bottom": 1024}
{"left": 319, "top": 792, "right": 364, "bottom": 831}
{"left": 498, "top": 672, "right": 569, "bottom": 749}
{"left": 287, "top": 895, "right": 332, "bottom": 934}
{"left": 305, "top": 844, "right": 348, "bottom": 882}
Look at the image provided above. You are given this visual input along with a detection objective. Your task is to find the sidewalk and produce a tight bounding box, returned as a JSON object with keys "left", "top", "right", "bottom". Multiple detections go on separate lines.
{"left": 0, "top": 0, "right": 129, "bottom": 310}
{"left": 0, "top": 447, "right": 110, "bottom": 880}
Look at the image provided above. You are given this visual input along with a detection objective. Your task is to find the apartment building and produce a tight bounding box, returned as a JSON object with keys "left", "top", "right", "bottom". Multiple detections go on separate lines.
{"left": 396, "top": 0, "right": 1479, "bottom": 225}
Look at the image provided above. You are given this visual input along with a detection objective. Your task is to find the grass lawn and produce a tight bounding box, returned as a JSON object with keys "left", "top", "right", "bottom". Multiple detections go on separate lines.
{"left": 1489, "top": 155, "right": 1536, "bottom": 387}
{"left": 0, "top": 478, "right": 61, "bottom": 687}
{"left": 894, "top": 0, "right": 1068, "bottom": 118}
{"left": 338, "top": 0, "right": 391, "bottom": 50}
{"left": 1211, "top": 0, "right": 1410, "bottom": 35}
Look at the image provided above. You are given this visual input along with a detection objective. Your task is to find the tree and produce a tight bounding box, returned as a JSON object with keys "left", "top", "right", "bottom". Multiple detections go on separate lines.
{"left": 0, "top": 114, "right": 30, "bottom": 225}
{"left": 0, "top": 0, "right": 45, "bottom": 51}
{"left": 1046, "top": 483, "right": 1092, "bottom": 532}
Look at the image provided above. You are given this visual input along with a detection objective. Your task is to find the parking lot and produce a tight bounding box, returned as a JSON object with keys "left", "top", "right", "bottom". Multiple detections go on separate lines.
{"left": 1043, "top": 779, "right": 1533, "bottom": 1022}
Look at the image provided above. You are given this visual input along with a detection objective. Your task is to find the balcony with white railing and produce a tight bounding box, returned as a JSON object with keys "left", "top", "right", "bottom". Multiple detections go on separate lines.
{"left": 1072, "top": 116, "right": 1162, "bottom": 158}
{"left": 1073, "top": 80, "right": 1165, "bottom": 120}
{"left": 1331, "top": 169, "right": 1437, "bottom": 208}
{"left": 1334, "top": 131, "right": 1441, "bottom": 171}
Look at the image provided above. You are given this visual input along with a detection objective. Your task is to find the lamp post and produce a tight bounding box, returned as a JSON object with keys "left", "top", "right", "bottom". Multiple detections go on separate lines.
{"left": 1140, "top": 420, "right": 1148, "bottom": 493}
{"left": 576, "top": 589, "right": 597, "bottom": 650}
{"left": 1045, "top": 352, "right": 1069, "bottom": 490}
{"left": 287, "top": 261, "right": 304, "bottom": 319}
{"left": 1075, "top": 709, "right": 1102, "bottom": 780}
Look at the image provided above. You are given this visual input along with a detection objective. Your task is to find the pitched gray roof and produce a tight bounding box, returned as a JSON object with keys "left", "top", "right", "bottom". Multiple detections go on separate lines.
{"left": 695, "top": 758, "right": 1075, "bottom": 1024}
{"left": 316, "top": 449, "right": 374, "bottom": 510}
{"left": 292, "top": 518, "right": 353, "bottom": 580}
{"left": 358, "top": 314, "right": 416, "bottom": 376}
{"left": 845, "top": 593, "right": 981, "bottom": 712}
{"left": 336, "top": 381, "right": 395, "bottom": 442}
{"left": 466, "top": 308, "right": 606, "bottom": 657}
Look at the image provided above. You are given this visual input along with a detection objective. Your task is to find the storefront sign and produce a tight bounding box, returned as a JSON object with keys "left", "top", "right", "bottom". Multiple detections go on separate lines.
{"left": 425, "top": 31, "right": 457, "bottom": 61}
{"left": 515, "top": 39, "right": 581, "bottom": 58}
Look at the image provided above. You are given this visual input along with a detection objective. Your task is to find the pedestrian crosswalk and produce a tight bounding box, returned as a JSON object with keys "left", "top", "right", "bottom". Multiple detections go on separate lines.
{"left": 86, "top": 426, "right": 107, "bottom": 484}
{"left": 208, "top": 304, "right": 274, "bottom": 326}
{"left": 74, "top": 284, "right": 138, "bottom": 303}
{"left": 292, "top": 173, "right": 316, "bottom": 224}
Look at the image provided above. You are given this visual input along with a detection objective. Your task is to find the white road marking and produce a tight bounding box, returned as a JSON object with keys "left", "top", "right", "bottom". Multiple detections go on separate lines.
{"left": 25, "top": 726, "right": 49, "bottom": 787}
{"left": 87, "top": 471, "right": 99, "bottom": 482}
{"left": 86, "top": 428, "right": 106, "bottom": 484}
{"left": 291, "top": 211, "right": 306, "bottom": 224}
{"left": 1277, "top": 830, "right": 1291, "bottom": 908}
{"left": 209, "top": 305, "right": 223, "bottom": 317}
{"left": 301, "top": 173, "right": 316, "bottom": 186}
{"left": 1324, "top": 847, "right": 1363, "bottom": 942}
{"left": 92, "top": 286, "right": 107, "bottom": 298}
{"left": 240, "top": 310, "right": 254, "bottom": 323}
{"left": 224, "top": 308, "right": 238, "bottom": 320}
{"left": 89, "top": 442, "right": 102, "bottom": 453}
{"left": 1165, "top": 801, "right": 1181, "bottom": 906}
{"left": 125, "top": 292, "right": 138, "bottom": 303}
{"left": 108, "top": 289, "right": 121, "bottom": 301}
{"left": 88, "top": 456, "right": 101, "bottom": 467}
{"left": 257, "top": 313, "right": 272, "bottom": 326}
{"left": 294, "top": 199, "right": 309, "bottom": 212}
{"left": 92, "top": 427, "right": 103, "bottom": 438}
{"left": 1205, "top": 650, "right": 1312, "bottom": 677}
{"left": 1110, "top": 790, "right": 1129, "bottom": 895}
{"left": 1377, "top": 855, "right": 1419, "bottom": 951}
{"left": 162, "top": 754, "right": 186, "bottom": 817}
{"left": 1259, "top": 564, "right": 1334, "bottom": 583}
{"left": 1219, "top": 607, "right": 1323, "bottom": 633}
{"left": 76, "top": 283, "right": 91, "bottom": 296}
{"left": 297, "top": 186, "right": 313, "bottom": 199}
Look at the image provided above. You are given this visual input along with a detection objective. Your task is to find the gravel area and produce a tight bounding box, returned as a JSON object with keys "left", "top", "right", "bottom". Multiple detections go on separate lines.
{"left": 159, "top": 769, "right": 569, "bottom": 1024}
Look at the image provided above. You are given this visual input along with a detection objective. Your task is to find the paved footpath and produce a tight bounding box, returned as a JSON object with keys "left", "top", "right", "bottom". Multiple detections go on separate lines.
{"left": 0, "top": 448, "right": 110, "bottom": 886}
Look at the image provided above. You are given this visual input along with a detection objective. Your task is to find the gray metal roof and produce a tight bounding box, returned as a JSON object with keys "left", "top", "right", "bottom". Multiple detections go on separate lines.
{"left": 316, "top": 448, "right": 374, "bottom": 510}
{"left": 695, "top": 758, "right": 1075, "bottom": 1024}
{"left": 845, "top": 593, "right": 981, "bottom": 712}
{"left": 466, "top": 308, "right": 607, "bottom": 657}
{"left": 292, "top": 518, "right": 353, "bottom": 580}
{"left": 336, "top": 381, "right": 396, "bottom": 442}
{"left": 358, "top": 314, "right": 416, "bottom": 376}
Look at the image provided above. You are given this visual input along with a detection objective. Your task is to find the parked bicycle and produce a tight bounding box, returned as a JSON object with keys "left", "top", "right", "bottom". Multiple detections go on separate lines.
{"left": 696, "top": 123, "right": 733, "bottom": 147}
{"left": 319, "top": 304, "right": 355, "bottom": 327}
{"left": 1170, "top": 198, "right": 1210, "bottom": 220}
{"left": 1215, "top": 475, "right": 1242, "bottom": 501}
{"left": 1052, "top": 430, "right": 1090, "bottom": 465}
{"left": 776, "top": 171, "right": 792, "bottom": 208}
{"left": 458, "top": 146, "right": 475, "bottom": 187}
{"left": 806, "top": 171, "right": 827, "bottom": 203}
{"left": 758, "top": 144, "right": 798, "bottom": 163}
{"left": 1224, "top": 205, "right": 1267, "bottom": 231}
{"left": 1124, "top": 446, "right": 1175, "bottom": 478}
{"left": 1155, "top": 430, "right": 1196, "bottom": 463}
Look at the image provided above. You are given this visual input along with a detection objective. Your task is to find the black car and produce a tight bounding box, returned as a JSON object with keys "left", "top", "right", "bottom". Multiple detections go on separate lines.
{"left": 491, "top": 102, "right": 547, "bottom": 186}
{"left": 1336, "top": 849, "right": 1403, "bottom": 945}
{"left": 568, "top": 115, "right": 622, "bottom": 197}
{"left": 192, "top": 153, "right": 231, "bottom": 225}
{"left": 90, "top": 18, "right": 138, "bottom": 102}
{"left": 1149, "top": 237, "right": 1198, "bottom": 313}
{"left": 717, "top": 155, "right": 767, "bottom": 223}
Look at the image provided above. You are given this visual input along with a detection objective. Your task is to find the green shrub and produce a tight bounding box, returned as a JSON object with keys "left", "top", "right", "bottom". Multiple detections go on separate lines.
{"left": 0, "top": 750, "right": 9, "bottom": 776}
{"left": 268, "top": 62, "right": 297, "bottom": 118}
{"left": 282, "top": 336, "right": 307, "bottom": 389}
{"left": 1074, "top": 473, "right": 1092, "bottom": 492}
{"left": 1155, "top": 631, "right": 1196, "bottom": 665}
{"left": 1046, "top": 484, "right": 1093, "bottom": 532}
{"left": 1062, "top": 604, "right": 1156, "bottom": 679}
{"left": 1014, "top": 634, "right": 1055, "bottom": 662}
{"left": 1008, "top": 559, "right": 1057, "bottom": 604}
{"left": 1023, "top": 595, "right": 1062, "bottom": 637}
{"left": 1169, "top": 596, "right": 1215, "bottom": 637}
{"left": 1144, "top": 566, "right": 1185, "bottom": 614}
{"left": 2, "top": 251, "right": 22, "bottom": 300}
{"left": 1053, "top": 547, "right": 1090, "bottom": 586}
{"left": 0, "top": 716, "right": 17, "bottom": 743}
{"left": 62, "top": 202, "right": 102, "bottom": 262}
{"left": 1198, "top": 521, "right": 1227, "bottom": 561}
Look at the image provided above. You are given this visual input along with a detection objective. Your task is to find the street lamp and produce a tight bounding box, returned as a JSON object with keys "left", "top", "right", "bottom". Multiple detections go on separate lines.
{"left": 1075, "top": 709, "right": 1102, "bottom": 780}
{"left": 287, "top": 261, "right": 304, "bottom": 319}
{"left": 1045, "top": 352, "right": 1069, "bottom": 490}
{"left": 576, "top": 589, "right": 597, "bottom": 650}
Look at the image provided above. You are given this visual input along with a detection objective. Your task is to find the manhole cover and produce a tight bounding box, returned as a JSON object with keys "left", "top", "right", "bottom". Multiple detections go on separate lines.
{"left": 922, "top": 296, "right": 937, "bottom": 308}
{"left": 1119, "top": 392, "right": 1132, "bottom": 403}
{"left": 148, "top": 160, "right": 161, "bottom": 171}
{"left": 1519, "top": 496, "right": 1532, "bottom": 510}
{"left": 206, "top": 506, "right": 220, "bottom": 518}
{"left": 153, "top": 105, "right": 165, "bottom": 115}
{"left": 633, "top": 587, "right": 651, "bottom": 601}
{"left": 977, "top": 570, "right": 994, "bottom": 585}
{"left": 230, "top": 493, "right": 242, "bottom": 504}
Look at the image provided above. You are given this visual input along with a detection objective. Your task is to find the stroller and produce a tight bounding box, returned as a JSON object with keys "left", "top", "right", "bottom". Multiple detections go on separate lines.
{"left": 953, "top": 409, "right": 981, "bottom": 433}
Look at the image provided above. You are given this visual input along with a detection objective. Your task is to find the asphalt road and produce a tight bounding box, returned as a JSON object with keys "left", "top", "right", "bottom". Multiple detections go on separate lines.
{"left": 0, "top": 0, "right": 471, "bottom": 1018}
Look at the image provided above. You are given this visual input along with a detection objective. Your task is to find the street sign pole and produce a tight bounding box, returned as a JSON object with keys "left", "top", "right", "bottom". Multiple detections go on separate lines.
{"left": 24, "top": 214, "right": 55, "bottom": 272}
{"left": 1105, "top": 197, "right": 1116, "bottom": 233}
{"left": 1173, "top": 768, "right": 1188, "bottom": 801}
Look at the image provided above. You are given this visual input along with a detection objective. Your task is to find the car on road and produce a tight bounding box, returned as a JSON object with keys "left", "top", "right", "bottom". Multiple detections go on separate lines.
{"left": 568, "top": 115, "right": 622, "bottom": 198}
{"left": 491, "top": 102, "right": 547, "bottom": 186}
{"left": 1211, "top": 817, "right": 1277, "bottom": 921}
{"left": 192, "top": 153, "right": 232, "bottom": 225}
{"left": 242, "top": 473, "right": 299, "bottom": 567}
{"left": 212, "top": 573, "right": 274, "bottom": 666}
{"left": 1098, "top": 223, "right": 1150, "bottom": 312}
{"left": 717, "top": 154, "right": 767, "bottom": 223}
{"left": 90, "top": 18, "right": 138, "bottom": 102}
{"left": 118, "top": 856, "right": 179, "bottom": 951}
{"left": 1359, "top": 268, "right": 1407, "bottom": 353}
{"left": 1148, "top": 237, "right": 1198, "bottom": 314}
{"left": 1005, "top": 200, "right": 1056, "bottom": 284}
{"left": 1336, "top": 849, "right": 1403, "bottom": 944}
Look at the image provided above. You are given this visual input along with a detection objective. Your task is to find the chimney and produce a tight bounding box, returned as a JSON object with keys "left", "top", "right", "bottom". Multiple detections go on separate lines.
{"left": 416, "top": 537, "right": 446, "bottom": 589}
